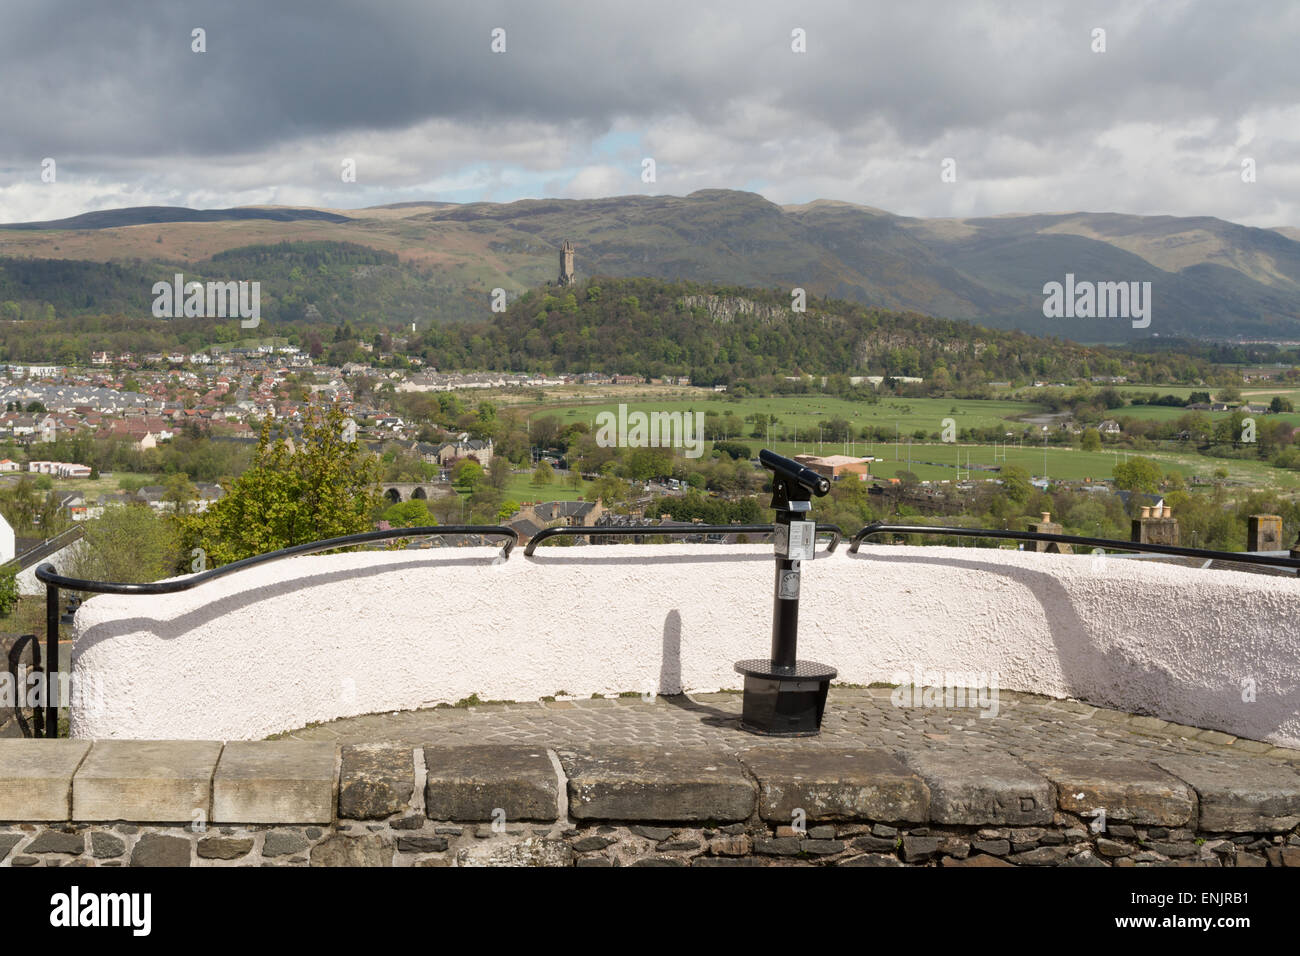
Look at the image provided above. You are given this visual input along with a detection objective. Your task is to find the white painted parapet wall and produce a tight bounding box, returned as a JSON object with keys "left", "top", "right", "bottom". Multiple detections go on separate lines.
{"left": 69, "top": 543, "right": 1300, "bottom": 746}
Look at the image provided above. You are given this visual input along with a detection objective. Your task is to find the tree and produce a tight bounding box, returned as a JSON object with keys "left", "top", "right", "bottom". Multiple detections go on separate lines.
{"left": 452, "top": 459, "right": 485, "bottom": 492}
{"left": 164, "top": 472, "right": 197, "bottom": 515}
{"left": 178, "top": 404, "right": 381, "bottom": 567}
{"left": 486, "top": 459, "right": 511, "bottom": 492}
{"left": 381, "top": 499, "right": 434, "bottom": 528}
{"left": 532, "top": 460, "right": 554, "bottom": 486}
{"left": 1271, "top": 396, "right": 1294, "bottom": 414}
{"left": 0, "top": 565, "right": 18, "bottom": 618}
{"left": 1081, "top": 428, "right": 1102, "bottom": 452}
{"left": 999, "top": 465, "right": 1032, "bottom": 504}
{"left": 1113, "top": 457, "right": 1163, "bottom": 494}
{"left": 68, "top": 505, "right": 181, "bottom": 584}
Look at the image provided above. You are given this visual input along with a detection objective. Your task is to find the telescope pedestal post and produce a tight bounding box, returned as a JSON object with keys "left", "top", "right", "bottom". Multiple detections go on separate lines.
{"left": 734, "top": 467, "right": 837, "bottom": 736}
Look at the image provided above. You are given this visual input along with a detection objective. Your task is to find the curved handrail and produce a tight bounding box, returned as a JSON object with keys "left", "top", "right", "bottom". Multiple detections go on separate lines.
{"left": 35, "top": 525, "right": 519, "bottom": 596}
{"left": 524, "top": 523, "right": 844, "bottom": 557}
{"left": 848, "top": 521, "right": 1300, "bottom": 570}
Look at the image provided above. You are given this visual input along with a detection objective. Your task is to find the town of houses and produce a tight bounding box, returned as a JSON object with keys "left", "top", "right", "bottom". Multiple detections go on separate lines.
{"left": 0, "top": 347, "right": 669, "bottom": 524}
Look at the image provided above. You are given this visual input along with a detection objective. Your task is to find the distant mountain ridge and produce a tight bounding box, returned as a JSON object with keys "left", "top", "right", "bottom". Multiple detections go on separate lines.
{"left": 1, "top": 190, "right": 1298, "bottom": 341}
{"left": 1, "top": 206, "right": 352, "bottom": 230}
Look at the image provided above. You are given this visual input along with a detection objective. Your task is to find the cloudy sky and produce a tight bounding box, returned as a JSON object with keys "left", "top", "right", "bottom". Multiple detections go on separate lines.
{"left": 1, "top": 0, "right": 1297, "bottom": 226}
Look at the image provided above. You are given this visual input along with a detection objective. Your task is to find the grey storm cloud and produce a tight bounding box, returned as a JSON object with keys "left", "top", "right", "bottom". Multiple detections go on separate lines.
{"left": 0, "top": 0, "right": 1297, "bottom": 223}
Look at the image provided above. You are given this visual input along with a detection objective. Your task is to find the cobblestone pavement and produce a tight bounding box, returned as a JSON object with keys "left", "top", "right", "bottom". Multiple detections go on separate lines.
{"left": 281, "top": 688, "right": 1300, "bottom": 772}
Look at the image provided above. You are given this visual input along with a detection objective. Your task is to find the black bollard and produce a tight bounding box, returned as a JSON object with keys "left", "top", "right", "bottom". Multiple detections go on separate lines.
{"left": 734, "top": 450, "right": 837, "bottom": 736}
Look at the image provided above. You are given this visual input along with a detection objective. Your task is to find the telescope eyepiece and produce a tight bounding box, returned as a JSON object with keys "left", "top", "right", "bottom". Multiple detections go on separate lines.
{"left": 759, "top": 448, "right": 831, "bottom": 497}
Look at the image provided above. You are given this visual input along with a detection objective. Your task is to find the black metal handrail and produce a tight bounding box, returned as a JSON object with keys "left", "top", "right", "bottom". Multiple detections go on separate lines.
{"left": 524, "top": 523, "right": 844, "bottom": 557}
{"left": 849, "top": 521, "right": 1300, "bottom": 570}
{"left": 35, "top": 525, "right": 517, "bottom": 595}
{"left": 31, "top": 525, "right": 518, "bottom": 738}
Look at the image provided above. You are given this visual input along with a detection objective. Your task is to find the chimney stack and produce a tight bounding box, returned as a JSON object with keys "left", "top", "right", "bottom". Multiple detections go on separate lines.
{"left": 1027, "top": 510, "right": 1070, "bottom": 553}
{"left": 1248, "top": 514, "right": 1283, "bottom": 552}
{"left": 1133, "top": 502, "right": 1179, "bottom": 546}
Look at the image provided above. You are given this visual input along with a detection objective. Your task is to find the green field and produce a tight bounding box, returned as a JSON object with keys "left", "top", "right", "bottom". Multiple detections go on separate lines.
{"left": 526, "top": 394, "right": 1042, "bottom": 438}
{"left": 498, "top": 472, "right": 591, "bottom": 504}
{"left": 522, "top": 390, "right": 1300, "bottom": 494}
{"left": 0, "top": 470, "right": 164, "bottom": 498}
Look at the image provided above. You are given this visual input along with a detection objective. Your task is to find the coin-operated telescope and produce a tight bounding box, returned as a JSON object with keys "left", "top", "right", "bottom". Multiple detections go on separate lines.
{"left": 733, "top": 450, "right": 837, "bottom": 736}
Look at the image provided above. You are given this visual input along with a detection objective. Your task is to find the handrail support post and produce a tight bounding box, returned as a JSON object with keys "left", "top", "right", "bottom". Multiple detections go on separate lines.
{"left": 44, "top": 583, "right": 58, "bottom": 738}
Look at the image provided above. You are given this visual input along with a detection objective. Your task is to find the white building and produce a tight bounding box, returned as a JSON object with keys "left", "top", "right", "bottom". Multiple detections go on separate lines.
{"left": 0, "top": 512, "right": 13, "bottom": 564}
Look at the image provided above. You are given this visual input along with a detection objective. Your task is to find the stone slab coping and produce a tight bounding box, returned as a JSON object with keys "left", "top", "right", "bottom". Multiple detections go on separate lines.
{"left": 1, "top": 740, "right": 1298, "bottom": 833}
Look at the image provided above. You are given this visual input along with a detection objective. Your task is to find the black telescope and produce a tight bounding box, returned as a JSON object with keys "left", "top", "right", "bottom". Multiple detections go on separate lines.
{"left": 734, "top": 449, "right": 837, "bottom": 735}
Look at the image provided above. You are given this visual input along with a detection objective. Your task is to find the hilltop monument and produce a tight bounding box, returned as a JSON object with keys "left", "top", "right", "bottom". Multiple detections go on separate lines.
{"left": 557, "top": 240, "right": 576, "bottom": 286}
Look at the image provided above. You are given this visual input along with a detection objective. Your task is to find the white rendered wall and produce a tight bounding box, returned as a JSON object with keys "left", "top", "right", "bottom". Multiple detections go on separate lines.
{"left": 69, "top": 543, "right": 1300, "bottom": 746}
{"left": 16, "top": 539, "right": 85, "bottom": 596}
{"left": 0, "top": 513, "right": 13, "bottom": 565}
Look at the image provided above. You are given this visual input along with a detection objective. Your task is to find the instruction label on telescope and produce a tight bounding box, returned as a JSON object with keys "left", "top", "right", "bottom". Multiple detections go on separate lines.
{"left": 780, "top": 520, "right": 816, "bottom": 561}
{"left": 778, "top": 567, "right": 801, "bottom": 600}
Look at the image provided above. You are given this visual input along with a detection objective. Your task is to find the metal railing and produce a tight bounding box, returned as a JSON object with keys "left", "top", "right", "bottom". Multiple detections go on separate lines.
{"left": 29, "top": 516, "right": 1298, "bottom": 739}
{"left": 523, "top": 523, "right": 844, "bottom": 556}
{"left": 849, "top": 521, "right": 1300, "bottom": 571}
{"left": 30, "top": 525, "right": 518, "bottom": 738}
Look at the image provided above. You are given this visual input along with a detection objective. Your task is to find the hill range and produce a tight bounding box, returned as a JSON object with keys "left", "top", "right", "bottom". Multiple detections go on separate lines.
{"left": 2, "top": 190, "right": 1299, "bottom": 342}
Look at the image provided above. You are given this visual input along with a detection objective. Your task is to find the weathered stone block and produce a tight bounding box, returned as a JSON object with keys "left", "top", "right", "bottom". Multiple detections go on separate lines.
{"left": 90, "top": 831, "right": 125, "bottom": 859}
{"left": 197, "top": 837, "right": 254, "bottom": 860}
{"left": 337, "top": 745, "right": 413, "bottom": 820}
{"left": 213, "top": 741, "right": 336, "bottom": 824}
{"left": 559, "top": 747, "right": 754, "bottom": 822}
{"left": 262, "top": 829, "right": 309, "bottom": 857}
{"left": 0, "top": 833, "right": 22, "bottom": 860}
{"left": 737, "top": 747, "right": 929, "bottom": 823}
{"left": 26, "top": 830, "right": 84, "bottom": 855}
{"left": 455, "top": 837, "right": 574, "bottom": 867}
{"left": 898, "top": 748, "right": 1054, "bottom": 825}
{"left": 0, "top": 739, "right": 92, "bottom": 821}
{"left": 1156, "top": 756, "right": 1300, "bottom": 832}
{"left": 940, "top": 853, "right": 1014, "bottom": 867}
{"left": 131, "top": 833, "right": 192, "bottom": 867}
{"left": 838, "top": 853, "right": 904, "bottom": 866}
{"left": 73, "top": 741, "right": 222, "bottom": 823}
{"left": 310, "top": 833, "right": 391, "bottom": 866}
{"left": 396, "top": 835, "right": 448, "bottom": 853}
{"left": 1008, "top": 845, "right": 1072, "bottom": 865}
{"left": 423, "top": 745, "right": 558, "bottom": 822}
{"left": 901, "top": 834, "right": 938, "bottom": 862}
{"left": 755, "top": 836, "right": 802, "bottom": 856}
{"left": 1025, "top": 757, "right": 1195, "bottom": 826}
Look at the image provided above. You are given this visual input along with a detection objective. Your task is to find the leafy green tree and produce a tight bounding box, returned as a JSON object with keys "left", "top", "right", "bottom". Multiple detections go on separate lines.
{"left": 164, "top": 472, "right": 197, "bottom": 515}
{"left": 619, "top": 447, "right": 672, "bottom": 482}
{"left": 452, "top": 459, "right": 485, "bottom": 492}
{"left": 1080, "top": 428, "right": 1102, "bottom": 452}
{"left": 1113, "top": 457, "right": 1164, "bottom": 494}
{"left": 178, "top": 405, "right": 381, "bottom": 567}
{"left": 532, "top": 460, "right": 554, "bottom": 486}
{"left": 381, "top": 499, "right": 434, "bottom": 528}
{"left": 999, "top": 465, "right": 1032, "bottom": 504}
{"left": 68, "top": 505, "right": 181, "bottom": 584}
{"left": 0, "top": 565, "right": 18, "bottom": 618}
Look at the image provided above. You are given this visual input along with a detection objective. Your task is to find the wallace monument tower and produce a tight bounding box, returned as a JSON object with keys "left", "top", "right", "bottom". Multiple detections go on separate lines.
{"left": 557, "top": 240, "right": 576, "bottom": 286}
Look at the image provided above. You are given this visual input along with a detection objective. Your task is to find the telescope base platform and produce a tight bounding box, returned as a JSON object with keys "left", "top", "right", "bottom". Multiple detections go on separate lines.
{"left": 734, "top": 659, "right": 837, "bottom": 736}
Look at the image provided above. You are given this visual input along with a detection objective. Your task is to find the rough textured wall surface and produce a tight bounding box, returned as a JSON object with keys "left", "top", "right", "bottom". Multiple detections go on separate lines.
{"left": 69, "top": 544, "right": 1300, "bottom": 744}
